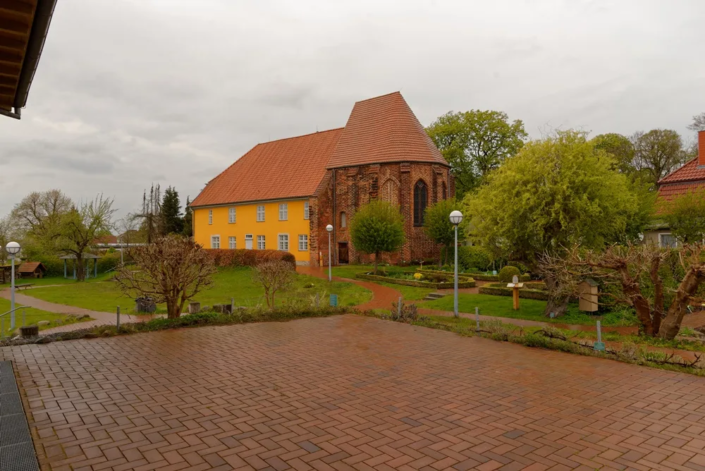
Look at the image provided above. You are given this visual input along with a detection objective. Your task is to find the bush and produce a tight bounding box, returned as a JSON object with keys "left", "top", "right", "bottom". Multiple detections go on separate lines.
{"left": 207, "top": 249, "right": 296, "bottom": 269}
{"left": 459, "top": 246, "right": 493, "bottom": 271}
{"left": 498, "top": 266, "right": 521, "bottom": 283}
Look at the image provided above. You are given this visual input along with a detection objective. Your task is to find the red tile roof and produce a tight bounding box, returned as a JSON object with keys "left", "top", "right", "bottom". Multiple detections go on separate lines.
{"left": 326, "top": 92, "right": 448, "bottom": 169}
{"left": 18, "top": 262, "right": 45, "bottom": 273}
{"left": 657, "top": 182, "right": 705, "bottom": 204}
{"left": 658, "top": 158, "right": 705, "bottom": 184}
{"left": 93, "top": 234, "right": 118, "bottom": 245}
{"left": 191, "top": 128, "right": 343, "bottom": 207}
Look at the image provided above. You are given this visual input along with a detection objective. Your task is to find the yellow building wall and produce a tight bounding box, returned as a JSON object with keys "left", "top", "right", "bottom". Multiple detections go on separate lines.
{"left": 193, "top": 199, "right": 311, "bottom": 263}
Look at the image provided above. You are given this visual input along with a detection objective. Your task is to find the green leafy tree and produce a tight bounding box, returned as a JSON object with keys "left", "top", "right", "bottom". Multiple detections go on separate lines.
{"left": 660, "top": 187, "right": 705, "bottom": 243}
{"left": 631, "top": 129, "right": 689, "bottom": 187}
{"left": 350, "top": 200, "right": 405, "bottom": 275}
{"left": 426, "top": 110, "right": 527, "bottom": 197}
{"left": 54, "top": 195, "right": 115, "bottom": 282}
{"left": 161, "top": 186, "right": 183, "bottom": 235}
{"left": 465, "top": 130, "right": 643, "bottom": 317}
{"left": 423, "top": 198, "right": 464, "bottom": 267}
{"left": 182, "top": 196, "right": 193, "bottom": 237}
{"left": 591, "top": 133, "right": 635, "bottom": 175}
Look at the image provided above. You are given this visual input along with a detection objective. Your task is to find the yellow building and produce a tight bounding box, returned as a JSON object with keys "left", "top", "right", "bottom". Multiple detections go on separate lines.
{"left": 192, "top": 199, "right": 313, "bottom": 263}
{"left": 190, "top": 127, "right": 343, "bottom": 264}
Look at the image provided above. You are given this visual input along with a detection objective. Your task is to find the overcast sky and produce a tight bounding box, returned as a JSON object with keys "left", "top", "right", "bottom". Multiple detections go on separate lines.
{"left": 1, "top": 0, "right": 704, "bottom": 222}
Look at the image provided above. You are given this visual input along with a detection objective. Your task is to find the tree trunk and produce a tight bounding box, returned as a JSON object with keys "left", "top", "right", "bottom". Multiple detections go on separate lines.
{"left": 439, "top": 246, "right": 443, "bottom": 269}
{"left": 543, "top": 273, "right": 569, "bottom": 317}
{"left": 166, "top": 298, "right": 181, "bottom": 319}
{"left": 76, "top": 255, "right": 85, "bottom": 282}
{"left": 374, "top": 251, "right": 379, "bottom": 275}
{"left": 658, "top": 268, "right": 705, "bottom": 340}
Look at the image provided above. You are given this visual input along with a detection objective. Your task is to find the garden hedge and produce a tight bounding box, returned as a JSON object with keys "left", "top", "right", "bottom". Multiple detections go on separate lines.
{"left": 417, "top": 268, "right": 530, "bottom": 282}
{"left": 207, "top": 249, "right": 296, "bottom": 269}
{"left": 478, "top": 283, "right": 549, "bottom": 301}
{"left": 356, "top": 272, "right": 476, "bottom": 289}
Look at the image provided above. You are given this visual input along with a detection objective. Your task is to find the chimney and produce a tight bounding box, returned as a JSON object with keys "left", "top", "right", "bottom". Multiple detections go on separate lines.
{"left": 700, "top": 130, "right": 705, "bottom": 167}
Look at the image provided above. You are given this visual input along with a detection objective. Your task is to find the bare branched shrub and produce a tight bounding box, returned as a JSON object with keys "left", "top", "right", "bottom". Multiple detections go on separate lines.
{"left": 252, "top": 260, "right": 295, "bottom": 309}
{"left": 114, "top": 235, "right": 217, "bottom": 318}
{"left": 540, "top": 243, "right": 705, "bottom": 340}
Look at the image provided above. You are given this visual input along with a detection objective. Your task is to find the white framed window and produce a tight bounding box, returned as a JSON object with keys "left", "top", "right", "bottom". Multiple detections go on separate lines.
{"left": 257, "top": 205, "right": 265, "bottom": 222}
{"left": 208, "top": 210, "right": 213, "bottom": 225}
{"left": 659, "top": 233, "right": 678, "bottom": 248}
{"left": 229, "top": 207, "right": 236, "bottom": 224}
{"left": 257, "top": 235, "right": 266, "bottom": 250}
{"left": 298, "top": 234, "right": 308, "bottom": 251}
{"left": 279, "top": 203, "right": 288, "bottom": 221}
{"left": 245, "top": 234, "right": 253, "bottom": 250}
{"left": 304, "top": 202, "right": 310, "bottom": 220}
{"left": 210, "top": 235, "right": 220, "bottom": 249}
{"left": 229, "top": 236, "right": 236, "bottom": 249}
{"left": 278, "top": 234, "right": 289, "bottom": 251}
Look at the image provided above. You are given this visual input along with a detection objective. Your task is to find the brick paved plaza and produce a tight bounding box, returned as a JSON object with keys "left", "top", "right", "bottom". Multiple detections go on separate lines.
{"left": 3, "top": 315, "right": 705, "bottom": 470}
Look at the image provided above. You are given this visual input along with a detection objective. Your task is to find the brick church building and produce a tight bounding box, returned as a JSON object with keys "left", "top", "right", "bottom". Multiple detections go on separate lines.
{"left": 191, "top": 92, "right": 453, "bottom": 266}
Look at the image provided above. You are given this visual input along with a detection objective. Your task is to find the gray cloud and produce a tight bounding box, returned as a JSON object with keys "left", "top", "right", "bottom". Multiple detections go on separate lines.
{"left": 1, "top": 0, "right": 704, "bottom": 220}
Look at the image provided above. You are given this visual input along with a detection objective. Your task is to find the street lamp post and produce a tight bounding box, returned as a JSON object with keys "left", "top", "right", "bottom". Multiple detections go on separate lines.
{"left": 5, "top": 241, "right": 21, "bottom": 329}
{"left": 449, "top": 211, "right": 463, "bottom": 318}
{"left": 326, "top": 224, "right": 333, "bottom": 282}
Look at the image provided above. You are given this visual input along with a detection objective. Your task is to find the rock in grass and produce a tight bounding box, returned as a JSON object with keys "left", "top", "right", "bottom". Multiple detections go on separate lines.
{"left": 34, "top": 336, "right": 53, "bottom": 344}
{"left": 37, "top": 321, "right": 50, "bottom": 326}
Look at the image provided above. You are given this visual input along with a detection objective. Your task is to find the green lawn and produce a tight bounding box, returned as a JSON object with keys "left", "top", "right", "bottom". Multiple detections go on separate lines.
{"left": 0, "top": 272, "right": 116, "bottom": 287}
{"left": 332, "top": 264, "right": 434, "bottom": 301}
{"left": 422, "top": 293, "right": 638, "bottom": 326}
{"left": 0, "top": 298, "right": 82, "bottom": 335}
{"left": 25, "top": 267, "right": 373, "bottom": 314}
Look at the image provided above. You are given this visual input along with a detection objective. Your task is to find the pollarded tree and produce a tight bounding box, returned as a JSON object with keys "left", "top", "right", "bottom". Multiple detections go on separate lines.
{"left": 114, "top": 235, "right": 216, "bottom": 318}
{"left": 465, "top": 130, "right": 643, "bottom": 317}
{"left": 541, "top": 243, "right": 705, "bottom": 340}
{"left": 350, "top": 200, "right": 405, "bottom": 275}
{"left": 660, "top": 187, "right": 705, "bottom": 243}
{"left": 423, "top": 198, "right": 464, "bottom": 267}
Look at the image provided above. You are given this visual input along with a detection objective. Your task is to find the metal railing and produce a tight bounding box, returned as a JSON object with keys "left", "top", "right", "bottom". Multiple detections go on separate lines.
{"left": 0, "top": 306, "right": 27, "bottom": 339}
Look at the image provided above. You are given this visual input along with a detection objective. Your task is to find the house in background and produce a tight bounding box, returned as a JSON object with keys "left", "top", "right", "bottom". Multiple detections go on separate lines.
{"left": 644, "top": 130, "right": 705, "bottom": 247}
{"left": 18, "top": 262, "right": 46, "bottom": 279}
{"left": 191, "top": 92, "right": 453, "bottom": 266}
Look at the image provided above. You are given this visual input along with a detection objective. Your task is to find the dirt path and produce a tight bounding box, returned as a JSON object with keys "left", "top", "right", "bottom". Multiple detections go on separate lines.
{"left": 0, "top": 288, "right": 158, "bottom": 335}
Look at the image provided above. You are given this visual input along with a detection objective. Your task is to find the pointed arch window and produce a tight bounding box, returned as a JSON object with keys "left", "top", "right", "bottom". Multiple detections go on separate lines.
{"left": 414, "top": 180, "right": 428, "bottom": 226}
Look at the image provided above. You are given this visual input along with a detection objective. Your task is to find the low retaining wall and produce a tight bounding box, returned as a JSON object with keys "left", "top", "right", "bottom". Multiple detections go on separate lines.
{"left": 356, "top": 273, "right": 476, "bottom": 289}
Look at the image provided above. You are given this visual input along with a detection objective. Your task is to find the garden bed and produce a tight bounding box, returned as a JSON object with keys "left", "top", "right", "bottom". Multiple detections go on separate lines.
{"left": 357, "top": 272, "right": 475, "bottom": 289}
{"left": 478, "top": 282, "right": 549, "bottom": 300}
{"left": 416, "top": 268, "right": 531, "bottom": 282}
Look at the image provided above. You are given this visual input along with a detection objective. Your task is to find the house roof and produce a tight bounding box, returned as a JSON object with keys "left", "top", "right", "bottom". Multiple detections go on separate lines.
{"left": 191, "top": 128, "right": 344, "bottom": 207}
{"left": 18, "top": 261, "right": 44, "bottom": 273}
{"left": 326, "top": 92, "right": 448, "bottom": 169}
{"left": 658, "top": 158, "right": 705, "bottom": 185}
{"left": 94, "top": 234, "right": 118, "bottom": 245}
{"left": 657, "top": 181, "right": 705, "bottom": 205}
{"left": 0, "top": 0, "right": 57, "bottom": 119}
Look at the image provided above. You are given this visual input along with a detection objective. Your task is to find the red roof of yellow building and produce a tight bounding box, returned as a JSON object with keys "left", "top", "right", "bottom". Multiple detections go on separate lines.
{"left": 191, "top": 92, "right": 448, "bottom": 207}
{"left": 191, "top": 128, "right": 343, "bottom": 207}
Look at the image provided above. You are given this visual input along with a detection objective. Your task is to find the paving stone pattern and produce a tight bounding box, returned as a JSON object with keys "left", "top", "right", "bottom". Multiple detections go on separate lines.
{"left": 2, "top": 315, "right": 705, "bottom": 470}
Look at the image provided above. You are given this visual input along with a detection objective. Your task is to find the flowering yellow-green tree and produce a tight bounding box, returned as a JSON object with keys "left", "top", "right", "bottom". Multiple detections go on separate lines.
{"left": 465, "top": 130, "right": 647, "bottom": 317}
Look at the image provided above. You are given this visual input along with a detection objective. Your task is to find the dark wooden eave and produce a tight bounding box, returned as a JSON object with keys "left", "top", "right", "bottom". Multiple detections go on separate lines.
{"left": 0, "top": 0, "right": 57, "bottom": 119}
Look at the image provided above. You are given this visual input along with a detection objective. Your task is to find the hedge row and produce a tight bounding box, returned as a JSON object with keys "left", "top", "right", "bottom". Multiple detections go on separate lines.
{"left": 416, "top": 268, "right": 531, "bottom": 283}
{"left": 478, "top": 284, "right": 550, "bottom": 301}
{"left": 207, "top": 249, "right": 296, "bottom": 268}
{"left": 357, "top": 273, "right": 476, "bottom": 289}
